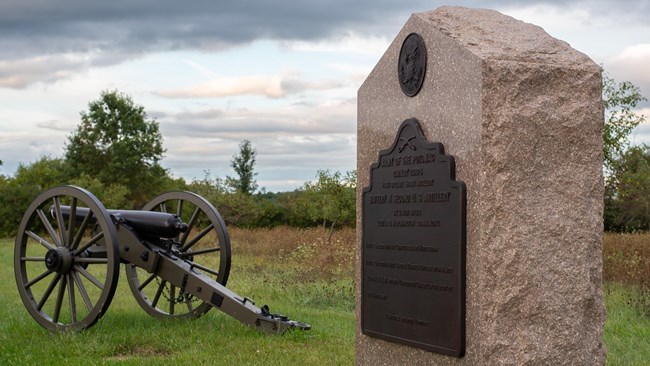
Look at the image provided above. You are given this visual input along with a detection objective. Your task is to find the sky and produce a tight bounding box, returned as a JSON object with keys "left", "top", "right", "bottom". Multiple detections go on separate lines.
{"left": 1, "top": 1, "right": 649, "bottom": 192}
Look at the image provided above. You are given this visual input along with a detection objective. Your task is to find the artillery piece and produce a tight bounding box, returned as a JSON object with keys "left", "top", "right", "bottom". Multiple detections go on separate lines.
{"left": 14, "top": 185, "right": 310, "bottom": 333}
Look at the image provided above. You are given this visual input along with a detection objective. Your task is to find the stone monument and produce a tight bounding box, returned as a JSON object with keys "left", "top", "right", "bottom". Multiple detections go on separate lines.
{"left": 356, "top": 6, "right": 605, "bottom": 365}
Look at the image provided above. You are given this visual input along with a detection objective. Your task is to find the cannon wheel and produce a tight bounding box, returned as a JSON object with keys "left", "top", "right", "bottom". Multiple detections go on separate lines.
{"left": 14, "top": 186, "right": 120, "bottom": 332}
{"left": 125, "top": 191, "right": 231, "bottom": 319}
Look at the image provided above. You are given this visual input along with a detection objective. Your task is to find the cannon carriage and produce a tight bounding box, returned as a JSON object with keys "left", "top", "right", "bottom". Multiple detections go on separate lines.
{"left": 14, "top": 185, "right": 310, "bottom": 333}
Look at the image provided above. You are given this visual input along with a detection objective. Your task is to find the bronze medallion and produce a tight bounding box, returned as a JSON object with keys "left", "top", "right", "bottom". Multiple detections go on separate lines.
{"left": 398, "top": 33, "right": 427, "bottom": 97}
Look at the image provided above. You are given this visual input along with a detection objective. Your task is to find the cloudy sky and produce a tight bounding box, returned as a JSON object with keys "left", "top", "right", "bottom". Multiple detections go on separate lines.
{"left": 1, "top": 1, "right": 648, "bottom": 192}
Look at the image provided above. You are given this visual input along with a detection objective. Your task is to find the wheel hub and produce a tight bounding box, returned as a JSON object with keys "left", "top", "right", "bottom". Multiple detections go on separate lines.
{"left": 45, "top": 248, "right": 74, "bottom": 274}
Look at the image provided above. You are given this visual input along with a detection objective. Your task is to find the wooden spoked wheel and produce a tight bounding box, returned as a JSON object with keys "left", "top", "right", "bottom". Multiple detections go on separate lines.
{"left": 14, "top": 186, "right": 120, "bottom": 332}
{"left": 125, "top": 191, "right": 231, "bottom": 319}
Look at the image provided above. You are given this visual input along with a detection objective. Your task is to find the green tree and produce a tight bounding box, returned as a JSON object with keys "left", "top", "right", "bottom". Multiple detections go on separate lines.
{"left": 65, "top": 90, "right": 167, "bottom": 206}
{"left": 603, "top": 73, "right": 647, "bottom": 171}
{"left": 11, "top": 156, "right": 70, "bottom": 191}
{"left": 298, "top": 170, "right": 356, "bottom": 241}
{"left": 227, "top": 139, "right": 258, "bottom": 195}
{"left": 601, "top": 73, "right": 648, "bottom": 232}
{"left": 0, "top": 156, "right": 71, "bottom": 237}
{"left": 605, "top": 145, "right": 650, "bottom": 232}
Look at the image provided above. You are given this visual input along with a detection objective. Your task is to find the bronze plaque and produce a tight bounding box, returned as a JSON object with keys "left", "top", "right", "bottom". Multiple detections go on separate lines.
{"left": 361, "top": 118, "right": 466, "bottom": 357}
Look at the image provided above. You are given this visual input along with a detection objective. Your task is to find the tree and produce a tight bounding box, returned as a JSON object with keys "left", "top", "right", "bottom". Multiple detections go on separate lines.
{"left": 227, "top": 139, "right": 258, "bottom": 195}
{"left": 299, "top": 169, "right": 356, "bottom": 241}
{"left": 605, "top": 145, "right": 650, "bottom": 232}
{"left": 0, "top": 156, "right": 72, "bottom": 237}
{"left": 603, "top": 73, "right": 647, "bottom": 171}
{"left": 601, "top": 73, "right": 648, "bottom": 232}
{"left": 65, "top": 90, "right": 167, "bottom": 206}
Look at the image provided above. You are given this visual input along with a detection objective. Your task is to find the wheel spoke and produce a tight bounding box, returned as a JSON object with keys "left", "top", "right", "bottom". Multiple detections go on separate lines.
{"left": 159, "top": 202, "right": 167, "bottom": 213}
{"left": 191, "top": 262, "right": 219, "bottom": 277}
{"left": 53, "top": 197, "right": 67, "bottom": 247}
{"left": 36, "top": 209, "right": 62, "bottom": 247}
{"left": 186, "top": 299, "right": 194, "bottom": 313}
{"left": 68, "top": 274, "right": 77, "bottom": 323}
{"left": 175, "top": 199, "right": 184, "bottom": 241}
{"left": 74, "top": 265, "right": 104, "bottom": 290}
{"left": 179, "top": 206, "right": 200, "bottom": 246}
{"left": 66, "top": 198, "right": 78, "bottom": 248}
{"left": 176, "top": 199, "right": 184, "bottom": 218}
{"left": 26, "top": 231, "right": 56, "bottom": 251}
{"left": 72, "top": 272, "right": 93, "bottom": 312}
{"left": 73, "top": 231, "right": 104, "bottom": 256}
{"left": 151, "top": 280, "right": 167, "bottom": 308}
{"left": 37, "top": 274, "right": 62, "bottom": 311}
{"left": 71, "top": 209, "right": 93, "bottom": 250}
{"left": 179, "top": 247, "right": 220, "bottom": 257}
{"left": 181, "top": 223, "right": 214, "bottom": 251}
{"left": 169, "top": 285, "right": 176, "bottom": 315}
{"left": 52, "top": 275, "right": 67, "bottom": 323}
{"left": 21, "top": 256, "right": 47, "bottom": 262}
{"left": 137, "top": 272, "right": 157, "bottom": 291}
{"left": 25, "top": 269, "right": 54, "bottom": 289}
{"left": 74, "top": 258, "right": 108, "bottom": 264}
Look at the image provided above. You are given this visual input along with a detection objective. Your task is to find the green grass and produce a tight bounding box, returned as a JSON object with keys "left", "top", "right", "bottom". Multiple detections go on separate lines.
{"left": 604, "top": 283, "right": 650, "bottom": 366}
{"left": 0, "top": 238, "right": 355, "bottom": 365}
{"left": 2, "top": 229, "right": 649, "bottom": 365}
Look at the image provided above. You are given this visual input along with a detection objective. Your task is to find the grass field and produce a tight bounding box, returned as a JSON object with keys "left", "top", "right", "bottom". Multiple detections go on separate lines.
{"left": 0, "top": 228, "right": 355, "bottom": 366}
{"left": 1, "top": 229, "right": 648, "bottom": 365}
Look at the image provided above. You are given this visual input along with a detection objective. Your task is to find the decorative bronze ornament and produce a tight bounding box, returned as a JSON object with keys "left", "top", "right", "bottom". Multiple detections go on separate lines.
{"left": 398, "top": 33, "right": 427, "bottom": 97}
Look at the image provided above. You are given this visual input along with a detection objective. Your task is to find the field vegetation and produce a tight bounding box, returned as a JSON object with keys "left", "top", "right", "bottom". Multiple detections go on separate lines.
{"left": 603, "top": 233, "right": 650, "bottom": 366}
{"left": 0, "top": 229, "right": 648, "bottom": 365}
{"left": 0, "top": 228, "right": 356, "bottom": 365}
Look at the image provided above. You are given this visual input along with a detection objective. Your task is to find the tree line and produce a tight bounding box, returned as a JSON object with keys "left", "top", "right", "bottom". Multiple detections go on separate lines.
{"left": 0, "top": 91, "right": 355, "bottom": 238}
{"left": 0, "top": 72, "right": 648, "bottom": 237}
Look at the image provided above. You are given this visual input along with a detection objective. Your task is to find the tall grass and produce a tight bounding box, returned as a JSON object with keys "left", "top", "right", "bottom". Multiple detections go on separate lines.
{"left": 603, "top": 233, "right": 650, "bottom": 317}
{"left": 603, "top": 232, "right": 650, "bottom": 366}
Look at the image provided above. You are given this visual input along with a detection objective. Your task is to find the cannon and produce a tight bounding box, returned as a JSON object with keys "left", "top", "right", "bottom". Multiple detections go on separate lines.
{"left": 14, "top": 185, "right": 310, "bottom": 333}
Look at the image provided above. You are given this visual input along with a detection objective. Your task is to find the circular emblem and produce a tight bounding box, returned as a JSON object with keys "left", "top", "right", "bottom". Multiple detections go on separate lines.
{"left": 398, "top": 33, "right": 426, "bottom": 97}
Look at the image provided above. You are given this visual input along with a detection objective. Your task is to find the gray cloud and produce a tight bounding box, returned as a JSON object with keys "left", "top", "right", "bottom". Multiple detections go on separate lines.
{"left": 155, "top": 99, "right": 355, "bottom": 138}
{"left": 2, "top": 1, "right": 649, "bottom": 88}
{"left": 35, "top": 120, "right": 75, "bottom": 132}
{"left": 156, "top": 74, "right": 347, "bottom": 99}
{"left": 160, "top": 132, "right": 356, "bottom": 190}
{"left": 152, "top": 99, "right": 356, "bottom": 188}
{"left": 606, "top": 44, "right": 650, "bottom": 108}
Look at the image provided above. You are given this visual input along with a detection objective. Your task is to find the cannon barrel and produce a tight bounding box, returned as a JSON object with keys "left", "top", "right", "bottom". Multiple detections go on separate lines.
{"left": 57, "top": 205, "right": 188, "bottom": 238}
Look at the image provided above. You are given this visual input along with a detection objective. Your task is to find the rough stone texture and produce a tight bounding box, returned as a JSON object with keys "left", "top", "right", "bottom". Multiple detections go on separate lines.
{"left": 356, "top": 6, "right": 605, "bottom": 366}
